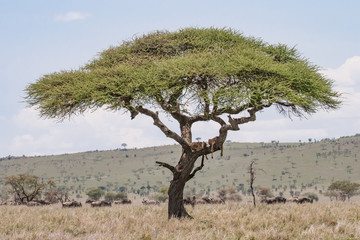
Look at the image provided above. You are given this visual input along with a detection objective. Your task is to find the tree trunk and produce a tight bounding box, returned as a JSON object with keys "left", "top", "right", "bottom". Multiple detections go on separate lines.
{"left": 167, "top": 178, "right": 192, "bottom": 219}
{"left": 167, "top": 152, "right": 196, "bottom": 219}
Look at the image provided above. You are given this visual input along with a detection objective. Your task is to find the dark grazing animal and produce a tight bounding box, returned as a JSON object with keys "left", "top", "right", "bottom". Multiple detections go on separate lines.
{"left": 261, "top": 196, "right": 287, "bottom": 204}
{"left": 62, "top": 201, "right": 82, "bottom": 208}
{"left": 183, "top": 196, "right": 196, "bottom": 208}
{"left": 201, "top": 196, "right": 225, "bottom": 204}
{"left": 142, "top": 199, "right": 160, "bottom": 205}
{"left": 195, "top": 199, "right": 207, "bottom": 204}
{"left": 114, "top": 199, "right": 132, "bottom": 204}
{"left": 209, "top": 197, "right": 225, "bottom": 204}
{"left": 296, "top": 197, "right": 313, "bottom": 204}
{"left": 274, "top": 196, "right": 286, "bottom": 203}
{"left": 91, "top": 200, "right": 111, "bottom": 207}
{"left": 1, "top": 201, "right": 18, "bottom": 206}
{"left": 85, "top": 199, "right": 96, "bottom": 204}
{"left": 34, "top": 199, "right": 51, "bottom": 205}
{"left": 27, "top": 201, "right": 41, "bottom": 207}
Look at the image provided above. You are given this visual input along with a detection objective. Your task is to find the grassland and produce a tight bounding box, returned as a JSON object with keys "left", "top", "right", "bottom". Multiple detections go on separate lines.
{"left": 0, "top": 134, "right": 359, "bottom": 201}
{"left": 0, "top": 202, "right": 359, "bottom": 240}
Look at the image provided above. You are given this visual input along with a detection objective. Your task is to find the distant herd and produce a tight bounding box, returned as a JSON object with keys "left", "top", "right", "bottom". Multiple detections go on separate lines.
{"left": 260, "top": 196, "right": 314, "bottom": 204}
{"left": 0, "top": 196, "right": 313, "bottom": 207}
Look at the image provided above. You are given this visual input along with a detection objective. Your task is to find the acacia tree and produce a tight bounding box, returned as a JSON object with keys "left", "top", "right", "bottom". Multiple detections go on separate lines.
{"left": 329, "top": 180, "right": 360, "bottom": 201}
{"left": 4, "top": 173, "right": 54, "bottom": 204}
{"left": 25, "top": 28, "right": 340, "bottom": 218}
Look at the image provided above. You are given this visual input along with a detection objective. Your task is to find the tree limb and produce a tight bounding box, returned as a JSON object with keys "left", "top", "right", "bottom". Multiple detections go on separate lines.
{"left": 136, "top": 106, "right": 190, "bottom": 150}
{"left": 156, "top": 161, "right": 177, "bottom": 174}
{"left": 187, "top": 155, "right": 205, "bottom": 181}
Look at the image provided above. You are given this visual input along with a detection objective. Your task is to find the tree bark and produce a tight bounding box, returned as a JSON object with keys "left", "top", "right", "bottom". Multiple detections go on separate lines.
{"left": 167, "top": 178, "right": 192, "bottom": 219}
{"left": 165, "top": 151, "right": 198, "bottom": 219}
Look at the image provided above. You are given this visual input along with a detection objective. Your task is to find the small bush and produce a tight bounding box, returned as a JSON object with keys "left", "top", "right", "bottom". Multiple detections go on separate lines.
{"left": 303, "top": 192, "right": 319, "bottom": 202}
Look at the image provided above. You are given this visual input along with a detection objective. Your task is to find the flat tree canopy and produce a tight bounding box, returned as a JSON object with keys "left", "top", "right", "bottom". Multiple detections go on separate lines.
{"left": 329, "top": 180, "right": 360, "bottom": 200}
{"left": 25, "top": 27, "right": 341, "bottom": 218}
{"left": 26, "top": 28, "right": 339, "bottom": 121}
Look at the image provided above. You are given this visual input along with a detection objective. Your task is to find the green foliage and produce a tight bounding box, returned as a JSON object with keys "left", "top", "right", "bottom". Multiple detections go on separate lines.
{"left": 104, "top": 192, "right": 116, "bottom": 202}
{"left": 159, "top": 186, "right": 169, "bottom": 194}
{"left": 154, "top": 193, "right": 168, "bottom": 203}
{"left": 154, "top": 186, "right": 169, "bottom": 202}
{"left": 329, "top": 180, "right": 360, "bottom": 197}
{"left": 104, "top": 192, "right": 128, "bottom": 202}
{"left": 3, "top": 173, "right": 53, "bottom": 203}
{"left": 86, "top": 188, "right": 104, "bottom": 200}
{"left": 25, "top": 27, "right": 340, "bottom": 121}
{"left": 303, "top": 192, "right": 319, "bottom": 202}
{"left": 23, "top": 28, "right": 342, "bottom": 215}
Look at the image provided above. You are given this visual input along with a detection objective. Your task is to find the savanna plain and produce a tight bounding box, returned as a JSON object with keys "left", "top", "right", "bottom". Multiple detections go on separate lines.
{"left": 1, "top": 201, "right": 360, "bottom": 240}
{"left": 1, "top": 135, "right": 360, "bottom": 239}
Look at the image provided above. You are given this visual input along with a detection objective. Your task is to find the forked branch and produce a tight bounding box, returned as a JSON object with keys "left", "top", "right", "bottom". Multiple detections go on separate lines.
{"left": 136, "top": 106, "right": 191, "bottom": 151}
{"left": 187, "top": 155, "right": 205, "bottom": 181}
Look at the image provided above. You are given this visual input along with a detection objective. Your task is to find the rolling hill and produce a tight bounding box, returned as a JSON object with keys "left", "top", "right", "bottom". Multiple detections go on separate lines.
{"left": 1, "top": 134, "right": 359, "bottom": 200}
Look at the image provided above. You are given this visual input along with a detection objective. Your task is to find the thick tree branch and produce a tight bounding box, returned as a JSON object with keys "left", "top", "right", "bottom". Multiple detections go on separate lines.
{"left": 221, "top": 104, "right": 272, "bottom": 132}
{"left": 158, "top": 94, "right": 188, "bottom": 124}
{"left": 156, "top": 161, "right": 177, "bottom": 174}
{"left": 136, "top": 106, "right": 190, "bottom": 151}
{"left": 187, "top": 155, "right": 205, "bottom": 181}
{"left": 218, "top": 105, "right": 270, "bottom": 144}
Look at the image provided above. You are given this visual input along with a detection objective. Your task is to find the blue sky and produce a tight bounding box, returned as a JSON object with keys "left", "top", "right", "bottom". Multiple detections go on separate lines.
{"left": 1, "top": 0, "right": 360, "bottom": 157}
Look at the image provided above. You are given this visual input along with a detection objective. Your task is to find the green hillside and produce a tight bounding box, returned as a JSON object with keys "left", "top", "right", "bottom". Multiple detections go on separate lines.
{"left": 1, "top": 134, "right": 359, "bottom": 199}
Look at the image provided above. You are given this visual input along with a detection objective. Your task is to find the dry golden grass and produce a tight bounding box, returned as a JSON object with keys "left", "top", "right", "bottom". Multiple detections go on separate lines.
{"left": 0, "top": 202, "right": 359, "bottom": 240}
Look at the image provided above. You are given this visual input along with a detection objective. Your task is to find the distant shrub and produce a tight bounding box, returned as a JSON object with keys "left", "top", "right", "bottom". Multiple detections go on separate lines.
{"left": 154, "top": 193, "right": 168, "bottom": 203}
{"left": 105, "top": 192, "right": 128, "bottom": 202}
{"left": 257, "top": 187, "right": 273, "bottom": 199}
{"left": 218, "top": 187, "right": 242, "bottom": 202}
{"left": 86, "top": 188, "right": 104, "bottom": 201}
{"left": 303, "top": 192, "right": 319, "bottom": 202}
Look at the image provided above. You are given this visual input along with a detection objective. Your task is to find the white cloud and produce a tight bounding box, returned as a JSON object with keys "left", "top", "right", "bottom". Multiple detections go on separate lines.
{"left": 321, "top": 56, "right": 360, "bottom": 86}
{"left": 54, "top": 12, "right": 91, "bottom": 22}
{"left": 317, "top": 56, "right": 360, "bottom": 120}
{"left": 9, "top": 107, "right": 175, "bottom": 156}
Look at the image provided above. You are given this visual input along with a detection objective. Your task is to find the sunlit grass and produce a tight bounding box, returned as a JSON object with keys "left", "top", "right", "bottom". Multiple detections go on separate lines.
{"left": 0, "top": 202, "right": 359, "bottom": 239}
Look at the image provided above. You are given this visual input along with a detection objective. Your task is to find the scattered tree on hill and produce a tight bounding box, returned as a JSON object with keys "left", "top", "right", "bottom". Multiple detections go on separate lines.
{"left": 121, "top": 143, "right": 127, "bottom": 150}
{"left": 86, "top": 188, "right": 104, "bottom": 201}
{"left": 24, "top": 27, "right": 341, "bottom": 219}
{"left": 328, "top": 180, "right": 360, "bottom": 201}
{"left": 4, "top": 173, "right": 55, "bottom": 204}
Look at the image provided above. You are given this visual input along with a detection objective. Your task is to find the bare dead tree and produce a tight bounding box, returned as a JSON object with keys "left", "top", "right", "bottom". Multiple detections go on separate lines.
{"left": 249, "top": 161, "right": 256, "bottom": 207}
{"left": 249, "top": 161, "right": 265, "bottom": 207}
